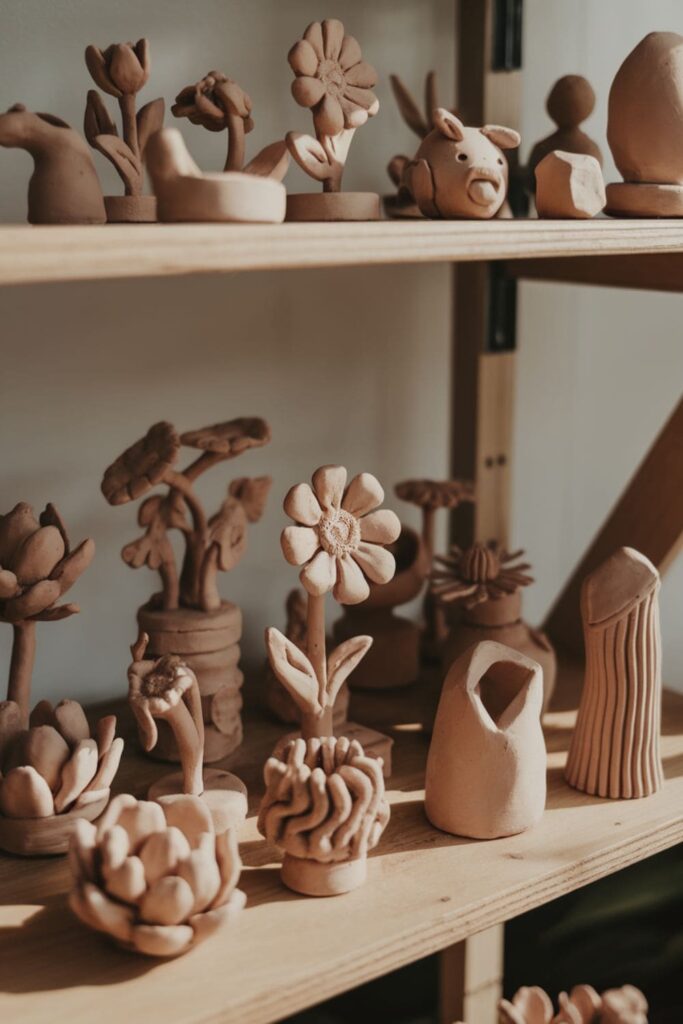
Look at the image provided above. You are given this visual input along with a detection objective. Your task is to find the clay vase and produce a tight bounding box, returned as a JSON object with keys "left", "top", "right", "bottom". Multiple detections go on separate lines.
{"left": 333, "top": 526, "right": 429, "bottom": 690}
{"left": 137, "top": 602, "right": 243, "bottom": 764}
{"left": 565, "top": 547, "right": 663, "bottom": 800}
{"left": 607, "top": 32, "right": 683, "bottom": 216}
{"left": 425, "top": 641, "right": 546, "bottom": 839}
{"left": 0, "top": 105, "right": 105, "bottom": 224}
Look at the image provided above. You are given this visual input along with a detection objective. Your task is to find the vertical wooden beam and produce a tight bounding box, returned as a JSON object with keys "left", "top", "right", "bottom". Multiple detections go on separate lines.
{"left": 439, "top": 925, "right": 505, "bottom": 1024}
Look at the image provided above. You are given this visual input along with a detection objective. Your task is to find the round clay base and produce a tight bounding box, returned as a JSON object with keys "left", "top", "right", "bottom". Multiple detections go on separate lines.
{"left": 149, "top": 769, "right": 248, "bottom": 833}
{"left": 281, "top": 853, "right": 367, "bottom": 896}
{"left": 286, "top": 192, "right": 381, "bottom": 222}
{"left": 157, "top": 173, "right": 286, "bottom": 224}
{"left": 105, "top": 194, "right": 157, "bottom": 223}
{"left": 0, "top": 794, "right": 109, "bottom": 856}
{"left": 606, "top": 182, "right": 683, "bottom": 217}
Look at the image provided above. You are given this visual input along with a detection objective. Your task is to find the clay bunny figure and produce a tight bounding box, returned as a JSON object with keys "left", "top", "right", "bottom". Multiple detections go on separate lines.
{"left": 401, "top": 108, "right": 520, "bottom": 219}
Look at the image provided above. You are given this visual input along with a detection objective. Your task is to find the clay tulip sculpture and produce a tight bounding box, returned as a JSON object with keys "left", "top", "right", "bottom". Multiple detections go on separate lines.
{"left": 69, "top": 793, "right": 246, "bottom": 957}
{"left": 499, "top": 983, "right": 648, "bottom": 1024}
{"left": 102, "top": 418, "right": 271, "bottom": 763}
{"left": 285, "top": 18, "right": 382, "bottom": 221}
{"left": 258, "top": 464, "right": 399, "bottom": 895}
{"left": 84, "top": 38, "right": 164, "bottom": 222}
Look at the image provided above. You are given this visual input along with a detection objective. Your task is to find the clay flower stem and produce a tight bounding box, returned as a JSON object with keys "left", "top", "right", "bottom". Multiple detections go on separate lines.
{"left": 198, "top": 545, "right": 221, "bottom": 613}
{"left": 223, "top": 107, "right": 245, "bottom": 172}
{"left": 162, "top": 469, "right": 208, "bottom": 607}
{"left": 159, "top": 551, "right": 180, "bottom": 612}
{"left": 183, "top": 449, "right": 235, "bottom": 484}
{"left": 422, "top": 506, "right": 437, "bottom": 562}
{"left": 320, "top": 129, "right": 355, "bottom": 194}
{"left": 303, "top": 593, "right": 332, "bottom": 740}
{"left": 7, "top": 620, "right": 36, "bottom": 727}
{"left": 118, "top": 94, "right": 140, "bottom": 195}
{"left": 162, "top": 686, "right": 204, "bottom": 796}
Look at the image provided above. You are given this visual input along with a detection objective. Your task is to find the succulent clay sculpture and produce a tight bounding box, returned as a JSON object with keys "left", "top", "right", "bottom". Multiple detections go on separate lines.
{"left": 433, "top": 540, "right": 556, "bottom": 711}
{"left": 0, "top": 105, "right": 106, "bottom": 224}
{"left": 69, "top": 793, "right": 245, "bottom": 957}
{"left": 128, "top": 633, "right": 247, "bottom": 834}
{"left": 566, "top": 547, "right": 663, "bottom": 800}
{"left": 535, "top": 150, "right": 606, "bottom": 219}
{"left": 499, "top": 983, "right": 648, "bottom": 1024}
{"left": 527, "top": 75, "right": 602, "bottom": 186}
{"left": 607, "top": 32, "right": 683, "bottom": 216}
{"left": 84, "top": 38, "right": 164, "bottom": 222}
{"left": 101, "top": 419, "right": 271, "bottom": 763}
{"left": 425, "top": 641, "right": 547, "bottom": 839}
{"left": 285, "top": 19, "right": 381, "bottom": 221}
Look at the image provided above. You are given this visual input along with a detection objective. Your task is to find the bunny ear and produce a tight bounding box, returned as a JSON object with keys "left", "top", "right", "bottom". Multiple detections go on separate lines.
{"left": 480, "top": 124, "right": 521, "bottom": 150}
{"left": 326, "top": 635, "right": 373, "bottom": 706}
{"left": 265, "top": 627, "right": 322, "bottom": 717}
{"left": 433, "top": 108, "right": 465, "bottom": 141}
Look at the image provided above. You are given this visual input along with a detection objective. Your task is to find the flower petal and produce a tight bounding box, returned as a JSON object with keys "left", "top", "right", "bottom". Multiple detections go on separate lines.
{"left": 283, "top": 482, "right": 322, "bottom": 526}
{"left": 158, "top": 793, "right": 214, "bottom": 849}
{"left": 344, "top": 85, "right": 379, "bottom": 113}
{"left": 281, "top": 526, "right": 319, "bottom": 566}
{"left": 132, "top": 923, "right": 194, "bottom": 957}
{"left": 291, "top": 75, "right": 326, "bottom": 109}
{"left": 333, "top": 554, "right": 370, "bottom": 605}
{"left": 139, "top": 875, "right": 195, "bottom": 926}
{"left": 359, "top": 510, "right": 401, "bottom": 545}
{"left": 53, "top": 739, "right": 98, "bottom": 813}
{"left": 0, "top": 568, "right": 19, "bottom": 599}
{"left": 303, "top": 21, "right": 325, "bottom": 61}
{"left": 352, "top": 542, "right": 396, "bottom": 585}
{"left": 339, "top": 35, "right": 362, "bottom": 70}
{"left": 84, "top": 44, "right": 122, "bottom": 97}
{"left": 344, "top": 61, "right": 378, "bottom": 88}
{"left": 342, "top": 472, "right": 384, "bottom": 517}
{"left": 322, "top": 19, "right": 345, "bottom": 61}
{"left": 312, "top": 465, "right": 347, "bottom": 511}
{"left": 288, "top": 38, "right": 319, "bottom": 77}
{"left": 115, "top": 799, "right": 167, "bottom": 852}
{"left": 300, "top": 549, "right": 336, "bottom": 596}
{"left": 340, "top": 98, "right": 369, "bottom": 129}
{"left": 313, "top": 93, "right": 344, "bottom": 136}
{"left": 76, "top": 882, "right": 134, "bottom": 942}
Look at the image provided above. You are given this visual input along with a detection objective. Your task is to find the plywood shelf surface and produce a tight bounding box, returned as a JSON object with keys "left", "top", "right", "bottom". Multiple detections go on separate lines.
{"left": 2, "top": 219, "right": 683, "bottom": 285}
{"left": 0, "top": 661, "right": 681, "bottom": 1024}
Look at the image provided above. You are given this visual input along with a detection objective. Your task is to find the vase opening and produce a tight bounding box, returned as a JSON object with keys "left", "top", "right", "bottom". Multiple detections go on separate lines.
{"left": 477, "top": 660, "right": 533, "bottom": 725}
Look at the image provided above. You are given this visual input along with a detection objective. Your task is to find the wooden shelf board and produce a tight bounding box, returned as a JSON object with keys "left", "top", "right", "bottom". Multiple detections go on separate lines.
{"left": 2, "top": 219, "right": 683, "bottom": 285}
{"left": 508, "top": 252, "right": 683, "bottom": 292}
{"left": 0, "top": 661, "right": 681, "bottom": 1024}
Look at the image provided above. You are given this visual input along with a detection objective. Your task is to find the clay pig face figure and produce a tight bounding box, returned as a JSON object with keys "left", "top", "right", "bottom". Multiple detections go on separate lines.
{"left": 404, "top": 108, "right": 520, "bottom": 219}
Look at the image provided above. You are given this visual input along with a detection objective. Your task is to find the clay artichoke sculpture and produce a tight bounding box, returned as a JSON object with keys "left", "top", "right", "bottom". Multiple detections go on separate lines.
{"left": 69, "top": 793, "right": 245, "bottom": 957}
{"left": 258, "top": 736, "right": 389, "bottom": 897}
{"left": 499, "top": 984, "right": 648, "bottom": 1024}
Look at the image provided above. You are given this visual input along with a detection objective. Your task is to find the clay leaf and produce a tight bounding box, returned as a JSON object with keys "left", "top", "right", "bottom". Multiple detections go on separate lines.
{"left": 326, "top": 635, "right": 373, "bottom": 706}
{"left": 31, "top": 602, "right": 79, "bottom": 622}
{"left": 389, "top": 74, "right": 429, "bottom": 138}
{"left": 122, "top": 524, "right": 172, "bottom": 572}
{"left": 84, "top": 89, "right": 117, "bottom": 146}
{"left": 137, "top": 97, "right": 165, "bottom": 155}
{"left": 207, "top": 498, "right": 247, "bottom": 572}
{"left": 265, "top": 627, "right": 321, "bottom": 716}
{"left": 285, "top": 132, "right": 332, "bottom": 183}
{"left": 91, "top": 133, "right": 142, "bottom": 193}
{"left": 244, "top": 140, "right": 290, "bottom": 181}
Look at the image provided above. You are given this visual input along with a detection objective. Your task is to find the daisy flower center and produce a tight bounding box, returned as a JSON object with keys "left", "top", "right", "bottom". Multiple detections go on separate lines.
{"left": 317, "top": 59, "right": 345, "bottom": 97}
{"left": 317, "top": 509, "right": 360, "bottom": 558}
{"left": 461, "top": 546, "right": 501, "bottom": 583}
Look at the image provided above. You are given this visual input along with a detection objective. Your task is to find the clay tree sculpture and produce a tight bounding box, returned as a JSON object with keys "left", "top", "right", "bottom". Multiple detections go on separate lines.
{"left": 258, "top": 464, "right": 399, "bottom": 895}
{"left": 425, "top": 641, "right": 547, "bottom": 839}
{"left": 607, "top": 32, "right": 683, "bottom": 217}
{"left": 527, "top": 75, "right": 603, "bottom": 187}
{"left": 84, "top": 38, "right": 164, "bottom": 222}
{"left": 535, "top": 150, "right": 606, "bottom": 219}
{"left": 565, "top": 547, "right": 663, "bottom": 800}
{"left": 0, "top": 105, "right": 106, "bottom": 224}
{"left": 285, "top": 19, "right": 381, "bottom": 221}
{"left": 148, "top": 72, "right": 289, "bottom": 223}
{"left": 432, "top": 540, "right": 557, "bottom": 712}
{"left": 69, "top": 793, "right": 246, "bottom": 957}
{"left": 128, "top": 633, "right": 248, "bottom": 833}
{"left": 101, "top": 419, "right": 271, "bottom": 763}
{"left": 499, "top": 984, "right": 648, "bottom": 1024}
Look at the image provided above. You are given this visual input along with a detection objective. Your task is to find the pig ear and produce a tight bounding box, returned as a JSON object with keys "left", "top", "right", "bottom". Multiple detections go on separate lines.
{"left": 480, "top": 124, "right": 521, "bottom": 150}
{"left": 433, "top": 108, "right": 465, "bottom": 142}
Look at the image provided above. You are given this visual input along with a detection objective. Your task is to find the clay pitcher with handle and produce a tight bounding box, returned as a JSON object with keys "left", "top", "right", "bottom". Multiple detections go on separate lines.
{"left": 425, "top": 640, "right": 546, "bottom": 839}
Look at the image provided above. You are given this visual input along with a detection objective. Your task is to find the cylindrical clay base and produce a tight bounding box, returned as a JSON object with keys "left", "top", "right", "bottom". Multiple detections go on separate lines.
{"left": 281, "top": 853, "right": 367, "bottom": 896}
{"left": 286, "top": 192, "right": 381, "bottom": 222}
{"left": 0, "top": 794, "right": 109, "bottom": 856}
{"left": 104, "top": 195, "right": 157, "bottom": 223}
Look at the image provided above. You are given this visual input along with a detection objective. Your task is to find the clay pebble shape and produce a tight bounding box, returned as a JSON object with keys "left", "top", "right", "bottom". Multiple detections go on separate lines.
{"left": 535, "top": 150, "right": 605, "bottom": 218}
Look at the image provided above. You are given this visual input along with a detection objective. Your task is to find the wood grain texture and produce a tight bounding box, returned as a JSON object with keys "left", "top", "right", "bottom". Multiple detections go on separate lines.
{"left": 0, "top": 661, "right": 681, "bottom": 1024}
{"left": 2, "top": 220, "right": 683, "bottom": 285}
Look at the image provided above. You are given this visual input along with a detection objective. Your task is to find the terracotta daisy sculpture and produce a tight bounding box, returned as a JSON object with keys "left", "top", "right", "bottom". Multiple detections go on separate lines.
{"left": 102, "top": 417, "right": 271, "bottom": 763}
{"left": 285, "top": 18, "right": 382, "bottom": 221}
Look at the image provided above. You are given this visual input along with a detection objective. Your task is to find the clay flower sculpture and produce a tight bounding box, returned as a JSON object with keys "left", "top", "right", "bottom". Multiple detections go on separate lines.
{"left": 69, "top": 793, "right": 246, "bottom": 957}
{"left": 0, "top": 699, "right": 123, "bottom": 856}
{"left": 431, "top": 541, "right": 557, "bottom": 711}
{"left": 102, "top": 418, "right": 271, "bottom": 764}
{"left": 84, "top": 38, "right": 164, "bottom": 222}
{"left": 258, "top": 735, "right": 390, "bottom": 896}
{"left": 0, "top": 502, "right": 95, "bottom": 726}
{"left": 499, "top": 984, "right": 648, "bottom": 1024}
{"left": 285, "top": 19, "right": 382, "bottom": 221}
{"left": 269, "top": 464, "right": 401, "bottom": 738}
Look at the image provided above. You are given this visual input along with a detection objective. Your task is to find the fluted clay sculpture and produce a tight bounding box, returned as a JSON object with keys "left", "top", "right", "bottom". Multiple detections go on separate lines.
{"left": 434, "top": 541, "right": 556, "bottom": 711}
{"left": 607, "top": 32, "right": 683, "bottom": 217}
{"left": 499, "top": 983, "right": 647, "bottom": 1024}
{"left": 285, "top": 19, "right": 381, "bottom": 221}
{"left": 566, "top": 547, "right": 663, "bottom": 800}
{"left": 84, "top": 38, "right": 164, "bottom": 222}
{"left": 101, "top": 419, "right": 271, "bottom": 763}
{"left": 425, "top": 641, "right": 546, "bottom": 839}
{"left": 69, "top": 793, "right": 245, "bottom": 957}
{"left": 0, "top": 105, "right": 105, "bottom": 224}
{"left": 535, "top": 151, "right": 606, "bottom": 219}
{"left": 527, "top": 75, "right": 602, "bottom": 184}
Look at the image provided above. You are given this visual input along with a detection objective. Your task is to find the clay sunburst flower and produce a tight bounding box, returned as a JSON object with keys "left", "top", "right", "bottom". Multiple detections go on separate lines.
{"left": 172, "top": 73, "right": 254, "bottom": 173}
{"left": 431, "top": 541, "right": 534, "bottom": 609}
{"left": 101, "top": 422, "right": 181, "bottom": 505}
{"left": 281, "top": 465, "right": 401, "bottom": 605}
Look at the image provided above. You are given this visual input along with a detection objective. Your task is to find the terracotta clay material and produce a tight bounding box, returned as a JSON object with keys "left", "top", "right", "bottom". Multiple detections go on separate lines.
{"left": 527, "top": 75, "right": 602, "bottom": 183}
{"left": 258, "top": 736, "right": 390, "bottom": 896}
{"left": 565, "top": 547, "right": 663, "bottom": 800}
{"left": 285, "top": 19, "right": 381, "bottom": 222}
{"left": 425, "top": 641, "right": 547, "bottom": 839}
{"left": 102, "top": 420, "right": 271, "bottom": 764}
{"left": 607, "top": 32, "right": 683, "bottom": 217}
{"left": 84, "top": 38, "right": 164, "bottom": 223}
{"left": 535, "top": 150, "right": 606, "bottom": 219}
{"left": 499, "top": 983, "right": 647, "bottom": 1024}
{"left": 0, "top": 105, "right": 105, "bottom": 224}
{"left": 69, "top": 793, "right": 246, "bottom": 957}
{"left": 435, "top": 541, "right": 556, "bottom": 712}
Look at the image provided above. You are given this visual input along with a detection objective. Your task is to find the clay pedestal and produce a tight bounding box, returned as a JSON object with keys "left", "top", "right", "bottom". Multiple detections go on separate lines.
{"left": 286, "top": 192, "right": 380, "bottom": 222}
{"left": 104, "top": 195, "right": 157, "bottom": 223}
{"left": 149, "top": 768, "right": 248, "bottom": 834}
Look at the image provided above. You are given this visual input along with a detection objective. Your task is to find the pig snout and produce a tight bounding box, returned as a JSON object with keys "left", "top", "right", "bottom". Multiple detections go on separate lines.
{"left": 465, "top": 164, "right": 504, "bottom": 207}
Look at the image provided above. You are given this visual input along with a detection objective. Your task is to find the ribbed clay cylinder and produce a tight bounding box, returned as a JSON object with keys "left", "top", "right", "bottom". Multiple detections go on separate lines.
{"left": 565, "top": 547, "right": 663, "bottom": 799}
